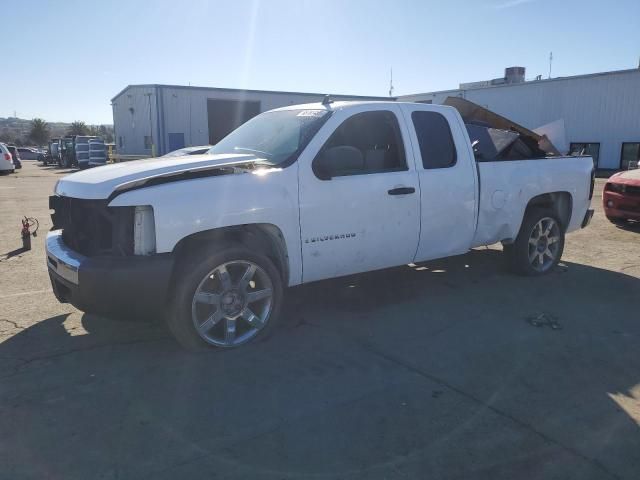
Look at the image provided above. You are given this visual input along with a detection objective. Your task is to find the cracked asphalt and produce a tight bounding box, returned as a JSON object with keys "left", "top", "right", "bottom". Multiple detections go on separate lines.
{"left": 1, "top": 162, "right": 639, "bottom": 479}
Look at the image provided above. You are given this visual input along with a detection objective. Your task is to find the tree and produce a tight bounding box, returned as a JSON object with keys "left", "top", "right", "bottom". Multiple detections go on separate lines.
{"left": 67, "top": 121, "right": 88, "bottom": 136}
{"left": 29, "top": 118, "right": 50, "bottom": 146}
{"left": 98, "top": 125, "right": 114, "bottom": 143}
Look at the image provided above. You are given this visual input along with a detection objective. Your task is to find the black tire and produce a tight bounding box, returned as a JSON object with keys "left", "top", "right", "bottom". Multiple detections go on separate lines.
{"left": 505, "top": 208, "right": 565, "bottom": 276}
{"left": 606, "top": 216, "right": 628, "bottom": 226}
{"left": 167, "top": 245, "right": 284, "bottom": 351}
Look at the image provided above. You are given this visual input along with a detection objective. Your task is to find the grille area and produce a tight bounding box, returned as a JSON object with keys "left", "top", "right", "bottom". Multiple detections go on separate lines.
{"left": 606, "top": 183, "right": 640, "bottom": 196}
{"left": 625, "top": 184, "right": 640, "bottom": 196}
{"left": 50, "top": 196, "right": 134, "bottom": 256}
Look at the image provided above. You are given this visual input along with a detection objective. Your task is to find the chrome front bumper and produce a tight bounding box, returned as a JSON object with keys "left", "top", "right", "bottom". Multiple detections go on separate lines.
{"left": 45, "top": 230, "right": 174, "bottom": 319}
{"left": 45, "top": 230, "right": 84, "bottom": 285}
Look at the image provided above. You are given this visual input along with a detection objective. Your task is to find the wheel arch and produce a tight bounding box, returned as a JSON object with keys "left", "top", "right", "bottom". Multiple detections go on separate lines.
{"left": 524, "top": 191, "right": 573, "bottom": 231}
{"left": 501, "top": 191, "right": 573, "bottom": 246}
{"left": 171, "top": 223, "right": 290, "bottom": 285}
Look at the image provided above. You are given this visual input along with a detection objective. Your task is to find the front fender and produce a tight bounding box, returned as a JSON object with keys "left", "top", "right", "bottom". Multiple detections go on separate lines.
{"left": 109, "top": 166, "right": 303, "bottom": 285}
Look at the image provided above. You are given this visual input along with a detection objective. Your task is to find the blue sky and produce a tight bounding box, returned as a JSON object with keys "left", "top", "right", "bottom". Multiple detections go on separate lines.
{"left": 2, "top": 0, "right": 639, "bottom": 124}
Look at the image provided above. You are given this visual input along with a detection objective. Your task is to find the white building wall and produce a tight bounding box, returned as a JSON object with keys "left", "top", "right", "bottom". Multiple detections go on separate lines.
{"left": 112, "top": 85, "right": 161, "bottom": 156}
{"left": 113, "top": 85, "right": 386, "bottom": 156}
{"left": 400, "top": 69, "right": 640, "bottom": 170}
{"left": 158, "top": 87, "right": 335, "bottom": 155}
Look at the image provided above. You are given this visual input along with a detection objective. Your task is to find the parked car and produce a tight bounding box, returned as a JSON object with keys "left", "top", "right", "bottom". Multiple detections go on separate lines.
{"left": 0, "top": 143, "right": 15, "bottom": 173}
{"left": 88, "top": 139, "right": 107, "bottom": 168}
{"left": 46, "top": 101, "right": 594, "bottom": 350}
{"left": 17, "top": 147, "right": 39, "bottom": 160}
{"left": 7, "top": 146, "right": 22, "bottom": 169}
{"left": 162, "top": 146, "right": 212, "bottom": 157}
{"left": 603, "top": 169, "right": 640, "bottom": 224}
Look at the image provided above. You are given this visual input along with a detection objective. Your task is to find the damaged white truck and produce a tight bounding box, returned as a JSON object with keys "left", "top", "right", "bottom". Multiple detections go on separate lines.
{"left": 47, "top": 99, "right": 595, "bottom": 350}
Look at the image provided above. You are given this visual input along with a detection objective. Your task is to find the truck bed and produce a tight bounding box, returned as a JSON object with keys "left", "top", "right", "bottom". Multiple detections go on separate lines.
{"left": 472, "top": 155, "right": 594, "bottom": 247}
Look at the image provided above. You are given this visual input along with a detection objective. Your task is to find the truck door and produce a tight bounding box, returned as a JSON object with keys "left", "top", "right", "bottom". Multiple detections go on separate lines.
{"left": 298, "top": 105, "right": 421, "bottom": 283}
{"left": 400, "top": 104, "right": 478, "bottom": 262}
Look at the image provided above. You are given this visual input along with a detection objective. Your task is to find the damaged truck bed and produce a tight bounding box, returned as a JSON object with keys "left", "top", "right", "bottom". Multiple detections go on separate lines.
{"left": 444, "top": 96, "right": 561, "bottom": 161}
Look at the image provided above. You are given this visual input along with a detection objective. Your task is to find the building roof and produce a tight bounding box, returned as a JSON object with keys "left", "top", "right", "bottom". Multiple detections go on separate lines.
{"left": 399, "top": 67, "right": 640, "bottom": 98}
{"left": 111, "top": 84, "right": 393, "bottom": 103}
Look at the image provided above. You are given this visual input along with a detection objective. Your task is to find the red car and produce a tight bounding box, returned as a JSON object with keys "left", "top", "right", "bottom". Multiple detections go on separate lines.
{"left": 603, "top": 169, "right": 640, "bottom": 224}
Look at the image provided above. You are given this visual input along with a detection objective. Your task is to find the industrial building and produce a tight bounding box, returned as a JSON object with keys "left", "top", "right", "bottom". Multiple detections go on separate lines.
{"left": 112, "top": 67, "right": 640, "bottom": 170}
{"left": 399, "top": 67, "right": 640, "bottom": 170}
{"left": 111, "top": 85, "right": 387, "bottom": 157}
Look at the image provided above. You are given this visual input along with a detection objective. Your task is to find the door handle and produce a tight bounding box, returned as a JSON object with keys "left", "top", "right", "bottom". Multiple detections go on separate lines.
{"left": 387, "top": 187, "right": 415, "bottom": 195}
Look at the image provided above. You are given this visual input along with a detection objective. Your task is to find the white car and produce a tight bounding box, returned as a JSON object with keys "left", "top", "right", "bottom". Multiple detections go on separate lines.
{"left": 46, "top": 101, "right": 594, "bottom": 350}
{"left": 17, "top": 147, "right": 40, "bottom": 160}
{"left": 0, "top": 143, "right": 15, "bottom": 173}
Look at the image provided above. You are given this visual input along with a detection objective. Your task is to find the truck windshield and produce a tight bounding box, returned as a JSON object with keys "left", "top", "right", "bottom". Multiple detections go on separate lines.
{"left": 208, "top": 109, "right": 331, "bottom": 165}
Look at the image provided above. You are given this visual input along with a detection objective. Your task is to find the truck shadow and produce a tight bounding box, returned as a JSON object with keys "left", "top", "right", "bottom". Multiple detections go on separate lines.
{"left": 1, "top": 249, "right": 639, "bottom": 479}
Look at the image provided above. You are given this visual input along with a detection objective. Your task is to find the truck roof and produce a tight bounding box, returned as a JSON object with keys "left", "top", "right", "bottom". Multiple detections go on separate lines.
{"left": 271, "top": 100, "right": 453, "bottom": 113}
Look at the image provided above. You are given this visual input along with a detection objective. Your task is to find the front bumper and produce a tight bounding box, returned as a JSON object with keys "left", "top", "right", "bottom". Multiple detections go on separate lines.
{"left": 46, "top": 230, "right": 174, "bottom": 320}
{"left": 603, "top": 191, "right": 640, "bottom": 220}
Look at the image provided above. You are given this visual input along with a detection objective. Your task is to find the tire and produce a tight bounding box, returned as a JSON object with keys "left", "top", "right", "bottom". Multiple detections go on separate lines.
{"left": 606, "top": 216, "right": 628, "bottom": 226}
{"left": 167, "top": 245, "right": 284, "bottom": 351}
{"left": 506, "top": 208, "right": 565, "bottom": 276}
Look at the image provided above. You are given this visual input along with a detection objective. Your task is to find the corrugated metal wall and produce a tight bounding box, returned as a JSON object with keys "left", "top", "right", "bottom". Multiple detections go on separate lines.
{"left": 112, "top": 85, "right": 160, "bottom": 156}
{"left": 113, "top": 86, "right": 385, "bottom": 156}
{"left": 400, "top": 70, "right": 640, "bottom": 169}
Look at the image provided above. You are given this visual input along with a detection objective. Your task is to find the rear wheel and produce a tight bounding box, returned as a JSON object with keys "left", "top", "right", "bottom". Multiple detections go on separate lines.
{"left": 506, "top": 208, "right": 565, "bottom": 276}
{"left": 168, "top": 245, "right": 283, "bottom": 351}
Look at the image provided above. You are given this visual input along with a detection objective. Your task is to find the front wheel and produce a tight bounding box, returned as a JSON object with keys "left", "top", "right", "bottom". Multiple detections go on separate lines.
{"left": 506, "top": 208, "right": 565, "bottom": 276}
{"left": 168, "top": 246, "right": 283, "bottom": 350}
{"left": 606, "top": 216, "right": 628, "bottom": 226}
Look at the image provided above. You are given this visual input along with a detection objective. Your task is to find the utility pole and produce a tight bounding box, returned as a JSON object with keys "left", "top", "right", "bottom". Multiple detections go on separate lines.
{"left": 389, "top": 68, "right": 394, "bottom": 98}
{"left": 143, "top": 92, "right": 155, "bottom": 157}
{"left": 548, "top": 52, "right": 553, "bottom": 79}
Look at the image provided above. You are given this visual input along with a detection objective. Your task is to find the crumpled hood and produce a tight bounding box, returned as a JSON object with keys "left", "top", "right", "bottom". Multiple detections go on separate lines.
{"left": 55, "top": 153, "right": 261, "bottom": 199}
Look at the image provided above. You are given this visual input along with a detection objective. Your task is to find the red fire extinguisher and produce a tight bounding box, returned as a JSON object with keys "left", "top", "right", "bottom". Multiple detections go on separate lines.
{"left": 21, "top": 217, "right": 39, "bottom": 251}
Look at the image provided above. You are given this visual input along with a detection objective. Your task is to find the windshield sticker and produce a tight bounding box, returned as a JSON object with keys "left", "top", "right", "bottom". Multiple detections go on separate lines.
{"left": 297, "top": 110, "right": 324, "bottom": 117}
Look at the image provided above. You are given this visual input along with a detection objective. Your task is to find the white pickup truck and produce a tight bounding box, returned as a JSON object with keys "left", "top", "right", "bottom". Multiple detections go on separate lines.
{"left": 47, "top": 101, "right": 594, "bottom": 350}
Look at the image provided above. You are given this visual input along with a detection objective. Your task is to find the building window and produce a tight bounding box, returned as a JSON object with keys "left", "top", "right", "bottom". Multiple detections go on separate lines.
{"left": 118, "top": 136, "right": 124, "bottom": 148}
{"left": 620, "top": 143, "right": 640, "bottom": 170}
{"left": 412, "top": 111, "right": 457, "bottom": 169}
{"left": 570, "top": 143, "right": 600, "bottom": 169}
{"left": 144, "top": 135, "right": 153, "bottom": 150}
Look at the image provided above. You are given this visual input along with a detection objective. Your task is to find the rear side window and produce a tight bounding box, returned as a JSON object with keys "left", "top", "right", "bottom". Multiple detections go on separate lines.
{"left": 411, "top": 111, "right": 456, "bottom": 169}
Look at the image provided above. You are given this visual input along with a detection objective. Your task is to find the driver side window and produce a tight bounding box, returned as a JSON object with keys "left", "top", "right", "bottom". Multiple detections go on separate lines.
{"left": 312, "top": 110, "right": 407, "bottom": 180}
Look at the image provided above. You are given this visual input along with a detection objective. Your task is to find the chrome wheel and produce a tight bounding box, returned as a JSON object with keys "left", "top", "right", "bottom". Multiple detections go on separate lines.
{"left": 191, "top": 260, "right": 274, "bottom": 347}
{"left": 528, "top": 217, "right": 561, "bottom": 273}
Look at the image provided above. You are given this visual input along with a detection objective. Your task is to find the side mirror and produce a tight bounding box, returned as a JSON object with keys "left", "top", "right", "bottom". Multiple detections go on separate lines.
{"left": 312, "top": 146, "right": 364, "bottom": 180}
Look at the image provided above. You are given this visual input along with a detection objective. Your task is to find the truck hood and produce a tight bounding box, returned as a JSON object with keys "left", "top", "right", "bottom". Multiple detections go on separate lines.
{"left": 55, "top": 153, "right": 264, "bottom": 199}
